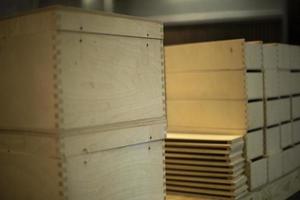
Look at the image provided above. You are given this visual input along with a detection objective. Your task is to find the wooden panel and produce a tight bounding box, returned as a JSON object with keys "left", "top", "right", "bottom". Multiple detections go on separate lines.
{"left": 263, "top": 44, "right": 278, "bottom": 69}
{"left": 246, "top": 72, "right": 263, "bottom": 100}
{"left": 247, "top": 158, "right": 268, "bottom": 190}
{"left": 292, "top": 120, "right": 300, "bottom": 143}
{"left": 166, "top": 163, "right": 245, "bottom": 173}
{"left": 166, "top": 70, "right": 246, "bottom": 100}
{"left": 58, "top": 31, "right": 164, "bottom": 129}
{"left": 266, "top": 126, "right": 281, "bottom": 155}
{"left": 280, "top": 123, "right": 293, "bottom": 148}
{"left": 0, "top": 152, "right": 62, "bottom": 200}
{"left": 282, "top": 147, "right": 297, "bottom": 174}
{"left": 278, "top": 44, "right": 290, "bottom": 70}
{"left": 64, "top": 140, "right": 164, "bottom": 200}
{"left": 57, "top": 8, "right": 163, "bottom": 39}
{"left": 0, "top": 10, "right": 56, "bottom": 37}
{"left": 167, "top": 100, "right": 246, "bottom": 135}
{"left": 0, "top": 31, "right": 57, "bottom": 130}
{"left": 63, "top": 123, "right": 165, "bottom": 156}
{"left": 167, "top": 133, "right": 242, "bottom": 143}
{"left": 290, "top": 45, "right": 300, "bottom": 69}
{"left": 247, "top": 101, "right": 264, "bottom": 130}
{"left": 268, "top": 152, "right": 283, "bottom": 182}
{"left": 291, "top": 73, "right": 300, "bottom": 95}
{"left": 245, "top": 130, "right": 264, "bottom": 160}
{"left": 165, "top": 39, "right": 245, "bottom": 73}
{"left": 292, "top": 96, "right": 300, "bottom": 119}
{"left": 279, "top": 98, "right": 291, "bottom": 123}
{"left": 295, "top": 144, "right": 300, "bottom": 168}
{"left": 279, "top": 71, "right": 292, "bottom": 96}
{"left": 266, "top": 99, "right": 281, "bottom": 126}
{"left": 264, "top": 69, "right": 279, "bottom": 98}
{"left": 245, "top": 41, "right": 262, "bottom": 70}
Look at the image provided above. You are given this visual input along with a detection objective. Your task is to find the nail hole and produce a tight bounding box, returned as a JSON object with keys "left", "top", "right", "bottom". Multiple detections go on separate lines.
{"left": 149, "top": 136, "right": 152, "bottom": 140}
{"left": 80, "top": 26, "right": 83, "bottom": 30}
{"left": 83, "top": 160, "right": 88, "bottom": 165}
{"left": 146, "top": 43, "right": 149, "bottom": 47}
{"left": 80, "top": 39, "right": 82, "bottom": 43}
{"left": 148, "top": 146, "right": 151, "bottom": 150}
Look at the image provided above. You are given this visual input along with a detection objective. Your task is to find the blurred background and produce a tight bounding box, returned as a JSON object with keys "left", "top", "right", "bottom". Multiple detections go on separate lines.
{"left": 0, "top": 0, "right": 299, "bottom": 45}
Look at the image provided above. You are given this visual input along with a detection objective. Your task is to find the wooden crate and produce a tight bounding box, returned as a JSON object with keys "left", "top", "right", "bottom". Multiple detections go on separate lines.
{"left": 165, "top": 39, "right": 247, "bottom": 135}
{"left": 246, "top": 158, "right": 268, "bottom": 190}
{"left": 265, "top": 126, "right": 281, "bottom": 155}
{"left": 291, "top": 73, "right": 300, "bottom": 95}
{"left": 246, "top": 73, "right": 264, "bottom": 100}
{"left": 245, "top": 41, "right": 263, "bottom": 70}
{"left": 282, "top": 147, "right": 298, "bottom": 175}
{"left": 245, "top": 130, "right": 264, "bottom": 160}
{"left": 290, "top": 45, "right": 300, "bottom": 69}
{"left": 280, "top": 123, "right": 293, "bottom": 148}
{"left": 292, "top": 96, "right": 300, "bottom": 119}
{"left": 267, "top": 151, "right": 283, "bottom": 182}
{"left": 0, "top": 6, "right": 166, "bottom": 200}
{"left": 292, "top": 119, "right": 300, "bottom": 143}
{"left": 266, "top": 99, "right": 281, "bottom": 126}
{"left": 247, "top": 101, "right": 264, "bottom": 130}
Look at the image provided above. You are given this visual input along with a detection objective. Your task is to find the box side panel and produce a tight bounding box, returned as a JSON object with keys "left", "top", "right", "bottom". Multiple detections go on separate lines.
{"left": 165, "top": 39, "right": 245, "bottom": 72}
{"left": 266, "top": 126, "right": 281, "bottom": 155}
{"left": 57, "top": 10, "right": 163, "bottom": 39}
{"left": 56, "top": 31, "right": 165, "bottom": 129}
{"left": 246, "top": 72, "right": 263, "bottom": 100}
{"left": 245, "top": 130, "right": 264, "bottom": 160}
{"left": 0, "top": 14, "right": 59, "bottom": 131}
{"left": 248, "top": 158, "right": 267, "bottom": 190}
{"left": 247, "top": 101, "right": 264, "bottom": 130}
{"left": 245, "top": 42, "right": 262, "bottom": 70}
{"left": 64, "top": 140, "right": 165, "bottom": 200}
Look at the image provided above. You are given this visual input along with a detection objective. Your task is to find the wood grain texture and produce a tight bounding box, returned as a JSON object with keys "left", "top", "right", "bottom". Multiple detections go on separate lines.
{"left": 0, "top": 31, "right": 57, "bottom": 130}
{"left": 64, "top": 140, "right": 165, "bottom": 200}
{"left": 167, "top": 100, "right": 247, "bottom": 135}
{"left": 57, "top": 9, "right": 163, "bottom": 39}
{"left": 165, "top": 39, "right": 245, "bottom": 72}
{"left": 58, "top": 31, "right": 164, "bottom": 129}
{"left": 167, "top": 70, "right": 246, "bottom": 100}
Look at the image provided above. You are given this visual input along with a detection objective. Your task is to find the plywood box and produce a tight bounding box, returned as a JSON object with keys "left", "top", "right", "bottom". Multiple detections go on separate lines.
{"left": 263, "top": 44, "right": 290, "bottom": 70}
{"left": 245, "top": 130, "right": 264, "bottom": 160}
{"left": 279, "top": 71, "right": 292, "bottom": 96}
{"left": 291, "top": 73, "right": 300, "bottom": 95}
{"left": 0, "top": 6, "right": 166, "bottom": 200}
{"left": 247, "top": 158, "right": 268, "bottom": 190}
{"left": 292, "top": 96, "right": 300, "bottom": 119}
{"left": 246, "top": 72, "right": 263, "bottom": 100}
{"left": 281, "top": 123, "right": 293, "bottom": 148}
{"left": 165, "top": 39, "right": 247, "bottom": 135}
{"left": 266, "top": 99, "right": 281, "bottom": 126}
{"left": 268, "top": 152, "right": 283, "bottom": 182}
{"left": 279, "top": 98, "right": 291, "bottom": 123}
{"left": 283, "top": 147, "right": 297, "bottom": 175}
{"left": 245, "top": 41, "right": 262, "bottom": 70}
{"left": 292, "top": 120, "right": 300, "bottom": 143}
{"left": 264, "top": 69, "right": 279, "bottom": 98}
{"left": 266, "top": 126, "right": 281, "bottom": 155}
{"left": 290, "top": 45, "right": 300, "bottom": 69}
{"left": 247, "top": 101, "right": 264, "bottom": 130}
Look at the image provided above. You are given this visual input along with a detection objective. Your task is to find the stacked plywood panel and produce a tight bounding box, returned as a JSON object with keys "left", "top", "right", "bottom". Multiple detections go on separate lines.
{"left": 244, "top": 42, "right": 267, "bottom": 190}
{"left": 166, "top": 133, "right": 247, "bottom": 200}
{"left": 165, "top": 39, "right": 248, "bottom": 200}
{"left": 0, "top": 6, "right": 166, "bottom": 200}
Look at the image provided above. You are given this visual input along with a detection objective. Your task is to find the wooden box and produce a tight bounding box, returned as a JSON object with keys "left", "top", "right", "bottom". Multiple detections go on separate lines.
{"left": 291, "top": 73, "right": 300, "bottom": 95}
{"left": 165, "top": 39, "right": 247, "bottom": 135}
{"left": 247, "top": 101, "right": 264, "bottom": 130}
{"left": 247, "top": 158, "right": 268, "bottom": 190}
{"left": 266, "top": 99, "right": 281, "bottom": 126}
{"left": 283, "top": 147, "right": 298, "bottom": 175}
{"left": 279, "top": 71, "right": 292, "bottom": 96}
{"left": 268, "top": 152, "right": 283, "bottom": 182}
{"left": 279, "top": 98, "right": 291, "bottom": 123}
{"left": 292, "top": 120, "right": 300, "bottom": 143}
{"left": 263, "top": 44, "right": 290, "bottom": 70}
{"left": 266, "top": 126, "right": 281, "bottom": 155}
{"left": 281, "top": 123, "right": 293, "bottom": 148}
{"left": 245, "top": 41, "right": 262, "bottom": 70}
{"left": 292, "top": 96, "right": 300, "bottom": 119}
{"left": 245, "top": 130, "right": 264, "bottom": 160}
{"left": 290, "top": 45, "right": 300, "bottom": 69}
{"left": 246, "top": 73, "right": 263, "bottom": 100}
{"left": 0, "top": 6, "right": 166, "bottom": 200}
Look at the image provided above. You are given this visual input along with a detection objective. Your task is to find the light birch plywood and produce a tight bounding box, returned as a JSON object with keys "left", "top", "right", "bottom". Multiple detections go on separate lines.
{"left": 64, "top": 140, "right": 165, "bottom": 200}
{"left": 280, "top": 123, "right": 293, "bottom": 148}
{"left": 245, "top": 41, "right": 262, "bottom": 70}
{"left": 167, "top": 100, "right": 247, "bottom": 135}
{"left": 292, "top": 96, "right": 300, "bottom": 119}
{"left": 247, "top": 101, "right": 264, "bottom": 130}
{"left": 266, "top": 99, "right": 281, "bottom": 126}
{"left": 245, "top": 130, "right": 264, "bottom": 160}
{"left": 247, "top": 158, "right": 267, "bottom": 190}
{"left": 246, "top": 72, "right": 263, "bottom": 100}
{"left": 292, "top": 120, "right": 300, "bottom": 143}
{"left": 268, "top": 151, "right": 283, "bottom": 182}
{"left": 166, "top": 70, "right": 246, "bottom": 100}
{"left": 266, "top": 126, "right": 281, "bottom": 155}
{"left": 165, "top": 39, "right": 245, "bottom": 73}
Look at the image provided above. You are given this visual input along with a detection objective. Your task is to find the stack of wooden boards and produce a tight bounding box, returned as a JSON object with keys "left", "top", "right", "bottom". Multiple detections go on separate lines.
{"left": 165, "top": 39, "right": 248, "bottom": 199}
{"left": 0, "top": 6, "right": 166, "bottom": 200}
{"left": 166, "top": 133, "right": 247, "bottom": 200}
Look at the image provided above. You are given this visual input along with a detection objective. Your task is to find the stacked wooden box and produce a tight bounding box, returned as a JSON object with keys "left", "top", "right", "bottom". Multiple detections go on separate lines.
{"left": 263, "top": 44, "right": 300, "bottom": 184}
{"left": 165, "top": 39, "right": 248, "bottom": 200}
{"left": 0, "top": 6, "right": 166, "bottom": 200}
{"left": 244, "top": 42, "right": 267, "bottom": 190}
